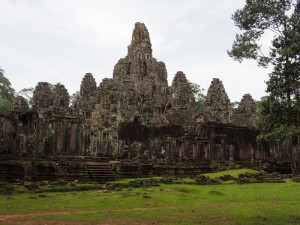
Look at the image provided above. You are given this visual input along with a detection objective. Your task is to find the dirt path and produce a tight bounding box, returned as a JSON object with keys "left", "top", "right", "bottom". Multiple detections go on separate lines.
{"left": 0, "top": 206, "right": 178, "bottom": 224}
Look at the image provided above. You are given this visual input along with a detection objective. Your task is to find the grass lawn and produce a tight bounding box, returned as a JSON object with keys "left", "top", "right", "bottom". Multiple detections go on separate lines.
{"left": 0, "top": 169, "right": 300, "bottom": 225}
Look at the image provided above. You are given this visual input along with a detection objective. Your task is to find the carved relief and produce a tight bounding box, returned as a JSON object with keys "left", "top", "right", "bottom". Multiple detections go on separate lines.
{"left": 204, "top": 78, "right": 232, "bottom": 123}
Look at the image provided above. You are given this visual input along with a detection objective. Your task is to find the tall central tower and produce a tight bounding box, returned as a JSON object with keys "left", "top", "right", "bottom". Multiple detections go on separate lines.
{"left": 128, "top": 22, "right": 152, "bottom": 60}
{"left": 113, "top": 22, "right": 168, "bottom": 90}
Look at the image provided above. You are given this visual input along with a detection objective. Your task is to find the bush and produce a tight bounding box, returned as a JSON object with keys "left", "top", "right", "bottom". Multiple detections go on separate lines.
{"left": 0, "top": 184, "right": 14, "bottom": 195}
{"left": 194, "top": 175, "right": 221, "bottom": 185}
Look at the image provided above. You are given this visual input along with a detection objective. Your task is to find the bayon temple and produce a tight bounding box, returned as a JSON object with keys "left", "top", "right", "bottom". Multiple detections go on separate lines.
{"left": 0, "top": 23, "right": 289, "bottom": 182}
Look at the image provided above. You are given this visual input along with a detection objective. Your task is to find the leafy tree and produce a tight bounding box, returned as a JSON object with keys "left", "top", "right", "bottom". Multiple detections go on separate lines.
{"left": 228, "top": 0, "right": 300, "bottom": 175}
{"left": 231, "top": 101, "right": 240, "bottom": 109}
{"left": 188, "top": 81, "right": 206, "bottom": 113}
{"left": 0, "top": 68, "right": 15, "bottom": 114}
{"left": 17, "top": 87, "right": 34, "bottom": 107}
{"left": 70, "top": 91, "right": 80, "bottom": 106}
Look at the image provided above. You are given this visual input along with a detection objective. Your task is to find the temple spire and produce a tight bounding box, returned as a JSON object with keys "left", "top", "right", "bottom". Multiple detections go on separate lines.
{"left": 127, "top": 22, "right": 152, "bottom": 60}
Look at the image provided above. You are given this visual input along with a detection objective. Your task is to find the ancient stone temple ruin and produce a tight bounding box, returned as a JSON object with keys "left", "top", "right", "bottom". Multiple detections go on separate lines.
{"left": 0, "top": 22, "right": 287, "bottom": 183}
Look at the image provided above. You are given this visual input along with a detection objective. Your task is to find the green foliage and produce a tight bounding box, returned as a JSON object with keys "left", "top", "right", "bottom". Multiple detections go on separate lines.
{"left": 70, "top": 91, "right": 80, "bottom": 106}
{"left": 228, "top": 0, "right": 294, "bottom": 67}
{"left": 228, "top": 1, "right": 300, "bottom": 147}
{"left": 0, "top": 183, "right": 15, "bottom": 195}
{"left": 17, "top": 87, "right": 34, "bottom": 107}
{"left": 33, "top": 184, "right": 100, "bottom": 193}
{"left": 0, "top": 68, "right": 15, "bottom": 114}
{"left": 203, "top": 168, "right": 260, "bottom": 178}
{"left": 256, "top": 96, "right": 300, "bottom": 144}
{"left": 188, "top": 80, "right": 206, "bottom": 112}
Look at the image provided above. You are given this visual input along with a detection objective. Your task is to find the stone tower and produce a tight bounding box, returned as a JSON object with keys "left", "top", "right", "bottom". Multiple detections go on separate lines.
{"left": 52, "top": 83, "right": 70, "bottom": 112}
{"left": 104, "top": 22, "right": 171, "bottom": 125}
{"left": 128, "top": 22, "right": 152, "bottom": 60}
{"left": 11, "top": 96, "right": 29, "bottom": 113}
{"left": 171, "top": 71, "right": 195, "bottom": 110}
{"left": 167, "top": 71, "right": 198, "bottom": 129}
{"left": 113, "top": 22, "right": 168, "bottom": 91}
{"left": 32, "top": 82, "right": 53, "bottom": 111}
{"left": 80, "top": 73, "right": 97, "bottom": 101}
{"left": 204, "top": 78, "right": 232, "bottom": 123}
{"left": 231, "top": 94, "right": 257, "bottom": 127}
{"left": 75, "top": 73, "right": 97, "bottom": 118}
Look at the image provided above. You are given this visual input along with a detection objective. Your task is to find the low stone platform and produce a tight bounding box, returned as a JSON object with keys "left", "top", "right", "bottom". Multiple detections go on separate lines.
{"left": 0, "top": 155, "right": 292, "bottom": 183}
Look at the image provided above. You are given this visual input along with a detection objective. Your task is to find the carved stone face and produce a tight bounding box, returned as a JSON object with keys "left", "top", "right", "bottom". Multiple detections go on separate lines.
{"left": 11, "top": 96, "right": 29, "bottom": 112}
{"left": 204, "top": 79, "right": 232, "bottom": 123}
{"left": 32, "top": 82, "right": 53, "bottom": 110}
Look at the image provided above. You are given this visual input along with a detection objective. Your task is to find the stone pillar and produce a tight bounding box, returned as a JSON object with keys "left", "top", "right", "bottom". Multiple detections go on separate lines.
{"left": 204, "top": 143, "right": 209, "bottom": 159}
{"left": 55, "top": 122, "right": 66, "bottom": 155}
{"left": 36, "top": 116, "right": 46, "bottom": 156}
{"left": 229, "top": 145, "right": 235, "bottom": 161}
{"left": 184, "top": 141, "right": 190, "bottom": 158}
{"left": 178, "top": 141, "right": 184, "bottom": 158}
{"left": 68, "top": 123, "right": 78, "bottom": 154}
{"left": 192, "top": 143, "right": 198, "bottom": 159}
{"left": 170, "top": 139, "right": 177, "bottom": 159}
{"left": 10, "top": 121, "right": 18, "bottom": 154}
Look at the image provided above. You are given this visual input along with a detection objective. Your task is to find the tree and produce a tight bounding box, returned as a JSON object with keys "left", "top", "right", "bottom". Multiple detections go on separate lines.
{"left": 188, "top": 81, "right": 206, "bottom": 113}
{"left": 0, "top": 68, "right": 15, "bottom": 114}
{"left": 70, "top": 91, "right": 80, "bottom": 106}
{"left": 228, "top": 0, "right": 300, "bottom": 175}
{"left": 17, "top": 87, "right": 34, "bottom": 107}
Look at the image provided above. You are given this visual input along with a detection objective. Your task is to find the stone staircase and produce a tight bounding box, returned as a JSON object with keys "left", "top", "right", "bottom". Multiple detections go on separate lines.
{"left": 64, "top": 167, "right": 87, "bottom": 182}
{"left": 10, "top": 165, "right": 25, "bottom": 181}
{"left": 33, "top": 165, "right": 57, "bottom": 181}
{"left": 0, "top": 165, "right": 9, "bottom": 181}
{"left": 85, "top": 162, "right": 115, "bottom": 183}
{"left": 139, "top": 164, "right": 153, "bottom": 177}
{"left": 118, "top": 164, "right": 139, "bottom": 178}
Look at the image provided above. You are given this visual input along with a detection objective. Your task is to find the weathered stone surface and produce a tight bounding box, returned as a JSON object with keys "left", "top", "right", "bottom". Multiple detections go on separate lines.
{"left": 99, "top": 23, "right": 172, "bottom": 128}
{"left": 128, "top": 22, "right": 152, "bottom": 60}
{"left": 231, "top": 94, "right": 257, "bottom": 127}
{"left": 171, "top": 71, "right": 195, "bottom": 109}
{"left": 32, "top": 82, "right": 53, "bottom": 110}
{"left": 89, "top": 23, "right": 175, "bottom": 157}
{"left": 52, "top": 83, "right": 70, "bottom": 112}
{"left": 80, "top": 73, "right": 97, "bottom": 100}
{"left": 11, "top": 96, "right": 29, "bottom": 113}
{"left": 113, "top": 23, "right": 168, "bottom": 91}
{"left": 167, "top": 71, "right": 199, "bottom": 129}
{"left": 87, "top": 23, "right": 203, "bottom": 158}
{"left": 74, "top": 73, "right": 97, "bottom": 118}
{"left": 204, "top": 78, "right": 232, "bottom": 123}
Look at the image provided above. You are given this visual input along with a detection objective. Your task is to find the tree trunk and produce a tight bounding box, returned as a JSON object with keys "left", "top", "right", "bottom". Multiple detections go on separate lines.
{"left": 298, "top": 135, "right": 300, "bottom": 173}
{"left": 284, "top": 39, "right": 297, "bottom": 175}
{"left": 289, "top": 140, "right": 297, "bottom": 176}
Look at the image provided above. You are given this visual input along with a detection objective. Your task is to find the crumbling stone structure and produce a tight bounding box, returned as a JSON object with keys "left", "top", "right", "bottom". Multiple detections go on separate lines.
{"left": 52, "top": 83, "right": 70, "bottom": 112}
{"left": 204, "top": 78, "right": 232, "bottom": 123}
{"left": 11, "top": 96, "right": 29, "bottom": 113}
{"left": 75, "top": 73, "right": 97, "bottom": 118}
{"left": 231, "top": 94, "right": 257, "bottom": 127}
{"left": 1, "top": 22, "right": 287, "bottom": 182}
{"left": 32, "top": 82, "right": 53, "bottom": 110}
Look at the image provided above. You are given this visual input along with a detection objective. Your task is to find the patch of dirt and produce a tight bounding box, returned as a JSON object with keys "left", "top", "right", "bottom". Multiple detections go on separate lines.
{"left": 0, "top": 206, "right": 179, "bottom": 225}
{"left": 4, "top": 220, "right": 95, "bottom": 225}
{"left": 4, "top": 218, "right": 153, "bottom": 225}
{"left": 166, "top": 188, "right": 177, "bottom": 192}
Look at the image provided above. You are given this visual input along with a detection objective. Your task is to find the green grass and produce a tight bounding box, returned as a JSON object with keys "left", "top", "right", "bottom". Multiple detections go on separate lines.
{"left": 0, "top": 169, "right": 299, "bottom": 225}
{"left": 203, "top": 168, "right": 260, "bottom": 178}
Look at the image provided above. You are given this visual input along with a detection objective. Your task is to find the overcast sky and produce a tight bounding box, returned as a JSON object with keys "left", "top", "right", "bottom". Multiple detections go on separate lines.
{"left": 0, "top": 0, "right": 271, "bottom": 102}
